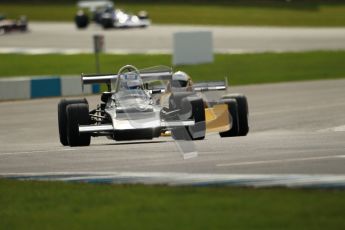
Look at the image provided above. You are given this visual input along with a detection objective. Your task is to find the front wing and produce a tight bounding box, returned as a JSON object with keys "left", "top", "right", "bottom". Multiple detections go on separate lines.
{"left": 79, "top": 120, "right": 194, "bottom": 134}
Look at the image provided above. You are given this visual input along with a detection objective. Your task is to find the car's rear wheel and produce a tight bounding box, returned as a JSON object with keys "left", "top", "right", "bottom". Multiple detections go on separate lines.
{"left": 66, "top": 103, "right": 91, "bottom": 147}
{"left": 58, "top": 98, "right": 88, "bottom": 146}
{"left": 19, "top": 25, "right": 27, "bottom": 32}
{"left": 75, "top": 13, "right": 89, "bottom": 29}
{"left": 219, "top": 98, "right": 239, "bottom": 137}
{"left": 170, "top": 93, "right": 206, "bottom": 141}
{"left": 222, "top": 94, "right": 249, "bottom": 136}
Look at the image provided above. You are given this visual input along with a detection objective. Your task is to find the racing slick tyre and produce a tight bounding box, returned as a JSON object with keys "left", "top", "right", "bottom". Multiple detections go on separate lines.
{"left": 75, "top": 13, "right": 89, "bottom": 29}
{"left": 19, "top": 25, "right": 27, "bottom": 32}
{"left": 218, "top": 99, "right": 239, "bottom": 137}
{"left": 101, "top": 17, "right": 113, "bottom": 29}
{"left": 222, "top": 94, "right": 249, "bottom": 136}
{"left": 66, "top": 103, "right": 91, "bottom": 147}
{"left": 58, "top": 98, "right": 88, "bottom": 146}
{"left": 170, "top": 93, "right": 206, "bottom": 141}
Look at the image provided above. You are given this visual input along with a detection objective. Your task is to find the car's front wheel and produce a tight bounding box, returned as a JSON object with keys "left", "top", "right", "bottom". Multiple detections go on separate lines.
{"left": 222, "top": 94, "right": 249, "bottom": 136}
{"left": 58, "top": 98, "right": 88, "bottom": 146}
{"left": 66, "top": 103, "right": 91, "bottom": 147}
{"left": 75, "top": 13, "right": 89, "bottom": 29}
{"left": 101, "top": 17, "right": 113, "bottom": 29}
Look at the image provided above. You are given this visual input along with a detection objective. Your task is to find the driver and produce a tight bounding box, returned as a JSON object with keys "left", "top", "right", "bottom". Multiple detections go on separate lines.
{"left": 159, "top": 71, "right": 194, "bottom": 107}
{"left": 120, "top": 72, "right": 144, "bottom": 90}
{"left": 162, "top": 71, "right": 208, "bottom": 108}
{"left": 125, "top": 79, "right": 143, "bottom": 90}
{"left": 166, "top": 71, "right": 194, "bottom": 92}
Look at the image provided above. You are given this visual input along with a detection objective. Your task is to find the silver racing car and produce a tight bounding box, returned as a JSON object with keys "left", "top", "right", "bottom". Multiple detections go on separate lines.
{"left": 75, "top": 0, "right": 150, "bottom": 29}
{"left": 58, "top": 65, "right": 205, "bottom": 147}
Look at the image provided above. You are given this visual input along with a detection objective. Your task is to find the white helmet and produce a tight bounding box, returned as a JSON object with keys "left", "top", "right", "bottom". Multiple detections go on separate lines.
{"left": 171, "top": 71, "right": 190, "bottom": 88}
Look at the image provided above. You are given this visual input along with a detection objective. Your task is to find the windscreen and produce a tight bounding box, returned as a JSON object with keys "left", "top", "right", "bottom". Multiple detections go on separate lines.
{"left": 139, "top": 65, "right": 172, "bottom": 75}
{"left": 114, "top": 68, "right": 151, "bottom": 110}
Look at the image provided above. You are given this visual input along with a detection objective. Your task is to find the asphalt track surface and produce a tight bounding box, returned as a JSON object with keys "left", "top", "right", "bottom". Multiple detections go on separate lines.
{"left": 1, "top": 22, "right": 345, "bottom": 54}
{"left": 1, "top": 79, "right": 345, "bottom": 185}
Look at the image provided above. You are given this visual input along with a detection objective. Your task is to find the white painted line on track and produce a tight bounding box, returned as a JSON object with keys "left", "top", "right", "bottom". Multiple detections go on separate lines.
{"left": 1, "top": 171, "right": 345, "bottom": 188}
{"left": 0, "top": 47, "right": 304, "bottom": 55}
{"left": 217, "top": 155, "right": 345, "bottom": 167}
{"left": 183, "top": 151, "right": 198, "bottom": 160}
{"left": 0, "top": 47, "right": 172, "bottom": 55}
{"left": 0, "top": 48, "right": 90, "bottom": 55}
{"left": 0, "top": 149, "right": 76, "bottom": 156}
{"left": 332, "top": 125, "right": 345, "bottom": 132}
{"left": 318, "top": 125, "right": 345, "bottom": 133}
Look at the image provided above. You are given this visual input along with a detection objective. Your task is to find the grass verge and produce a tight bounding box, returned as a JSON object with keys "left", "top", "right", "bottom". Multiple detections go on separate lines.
{"left": 1, "top": 2, "right": 345, "bottom": 27}
{"left": 0, "top": 179, "right": 344, "bottom": 230}
{"left": 0, "top": 51, "right": 345, "bottom": 85}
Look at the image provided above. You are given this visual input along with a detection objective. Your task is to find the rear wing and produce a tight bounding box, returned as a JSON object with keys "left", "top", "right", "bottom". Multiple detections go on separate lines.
{"left": 81, "top": 73, "right": 117, "bottom": 85}
{"left": 81, "top": 70, "right": 173, "bottom": 85}
{"left": 193, "top": 78, "right": 228, "bottom": 92}
{"left": 146, "top": 78, "right": 229, "bottom": 94}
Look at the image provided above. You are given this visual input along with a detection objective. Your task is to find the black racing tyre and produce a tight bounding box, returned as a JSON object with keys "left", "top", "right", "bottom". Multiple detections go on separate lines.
{"left": 93, "top": 12, "right": 103, "bottom": 24}
{"left": 66, "top": 103, "right": 91, "bottom": 147}
{"left": 222, "top": 94, "right": 249, "bottom": 136}
{"left": 219, "top": 99, "right": 239, "bottom": 137}
{"left": 188, "top": 96, "right": 206, "bottom": 140}
{"left": 170, "top": 93, "right": 206, "bottom": 141}
{"left": 101, "top": 17, "right": 113, "bottom": 29}
{"left": 101, "top": 92, "right": 112, "bottom": 103}
{"left": 58, "top": 98, "right": 88, "bottom": 146}
{"left": 75, "top": 14, "right": 89, "bottom": 29}
{"left": 19, "top": 24, "right": 27, "bottom": 32}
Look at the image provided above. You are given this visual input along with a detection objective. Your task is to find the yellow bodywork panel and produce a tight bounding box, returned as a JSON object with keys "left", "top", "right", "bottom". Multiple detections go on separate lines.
{"left": 160, "top": 101, "right": 231, "bottom": 136}
{"left": 205, "top": 104, "right": 231, "bottom": 133}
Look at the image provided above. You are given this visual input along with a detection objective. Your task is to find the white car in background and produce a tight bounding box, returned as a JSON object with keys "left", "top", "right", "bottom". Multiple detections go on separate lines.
{"left": 74, "top": 0, "right": 150, "bottom": 29}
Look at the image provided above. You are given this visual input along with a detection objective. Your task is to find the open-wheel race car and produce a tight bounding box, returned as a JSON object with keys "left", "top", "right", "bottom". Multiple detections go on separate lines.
{"left": 58, "top": 65, "right": 206, "bottom": 147}
{"left": 58, "top": 65, "right": 249, "bottom": 147}
{"left": 0, "top": 14, "right": 28, "bottom": 35}
{"left": 74, "top": 0, "right": 150, "bottom": 29}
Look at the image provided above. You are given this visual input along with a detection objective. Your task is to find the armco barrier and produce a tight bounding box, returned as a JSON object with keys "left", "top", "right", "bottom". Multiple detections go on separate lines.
{"left": 61, "top": 76, "right": 93, "bottom": 96}
{"left": 31, "top": 77, "right": 61, "bottom": 98}
{"left": 0, "top": 77, "right": 31, "bottom": 100}
{"left": 0, "top": 76, "right": 100, "bottom": 101}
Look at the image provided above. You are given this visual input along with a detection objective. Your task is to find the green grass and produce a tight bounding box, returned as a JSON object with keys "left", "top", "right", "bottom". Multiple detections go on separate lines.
{"left": 1, "top": 1, "right": 345, "bottom": 26}
{"left": 0, "top": 179, "right": 344, "bottom": 230}
{"left": 0, "top": 51, "right": 345, "bottom": 85}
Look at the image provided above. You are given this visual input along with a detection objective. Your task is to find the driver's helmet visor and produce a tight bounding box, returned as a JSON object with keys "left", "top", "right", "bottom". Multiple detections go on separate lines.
{"left": 171, "top": 80, "right": 188, "bottom": 88}
{"left": 119, "top": 72, "right": 143, "bottom": 90}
